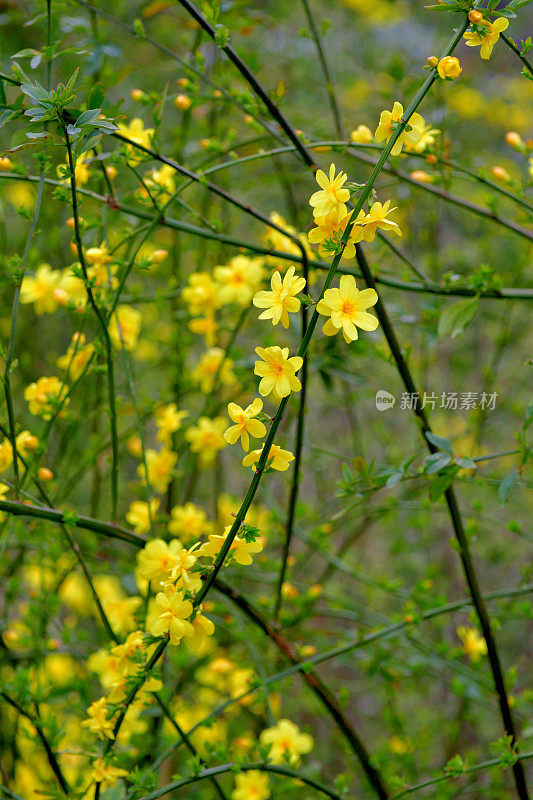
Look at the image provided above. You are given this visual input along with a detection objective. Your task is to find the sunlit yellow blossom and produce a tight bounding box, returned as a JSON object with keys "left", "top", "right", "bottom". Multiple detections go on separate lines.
{"left": 437, "top": 56, "right": 462, "bottom": 80}
{"left": 108, "top": 305, "right": 142, "bottom": 351}
{"left": 457, "top": 625, "right": 487, "bottom": 662}
{"left": 117, "top": 117, "right": 155, "bottom": 162}
{"left": 463, "top": 16, "right": 509, "bottom": 60}
{"left": 359, "top": 199, "right": 402, "bottom": 241}
{"left": 191, "top": 348, "right": 236, "bottom": 393}
{"left": 24, "top": 376, "right": 68, "bottom": 419}
{"left": 214, "top": 256, "right": 265, "bottom": 306}
{"left": 259, "top": 719, "right": 313, "bottom": 765}
{"left": 142, "top": 164, "right": 176, "bottom": 201}
{"left": 232, "top": 771, "right": 270, "bottom": 800}
{"left": 254, "top": 346, "right": 303, "bottom": 400}
{"left": 0, "top": 440, "right": 13, "bottom": 472}
{"left": 317, "top": 275, "right": 378, "bottom": 343}
{"left": 242, "top": 444, "right": 295, "bottom": 472}
{"left": 309, "top": 163, "right": 350, "bottom": 217}
{"left": 149, "top": 587, "right": 194, "bottom": 644}
{"left": 404, "top": 115, "right": 440, "bottom": 153}
{"left": 168, "top": 502, "right": 213, "bottom": 542}
{"left": 308, "top": 205, "right": 362, "bottom": 259}
{"left": 375, "top": 102, "right": 422, "bottom": 156}
{"left": 82, "top": 697, "right": 115, "bottom": 739}
{"left": 137, "top": 447, "right": 178, "bottom": 494}
{"left": 199, "top": 526, "right": 264, "bottom": 565}
{"left": 125, "top": 499, "right": 160, "bottom": 535}
{"left": 91, "top": 758, "right": 128, "bottom": 787}
{"left": 20, "top": 264, "right": 62, "bottom": 315}
{"left": 253, "top": 266, "right": 306, "bottom": 328}
{"left": 137, "top": 538, "right": 184, "bottom": 584}
{"left": 155, "top": 403, "right": 188, "bottom": 444}
{"left": 56, "top": 333, "right": 95, "bottom": 380}
{"left": 224, "top": 398, "right": 267, "bottom": 452}
{"left": 185, "top": 417, "right": 227, "bottom": 466}
{"left": 182, "top": 272, "right": 222, "bottom": 316}
{"left": 350, "top": 124, "right": 373, "bottom": 144}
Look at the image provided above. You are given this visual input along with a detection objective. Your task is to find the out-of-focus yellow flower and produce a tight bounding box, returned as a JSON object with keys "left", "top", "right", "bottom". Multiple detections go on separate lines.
{"left": 350, "top": 124, "right": 373, "bottom": 144}
{"left": 259, "top": 719, "right": 313, "bottom": 765}
{"left": 138, "top": 447, "right": 178, "bottom": 494}
{"left": 57, "top": 150, "right": 92, "bottom": 186}
{"left": 463, "top": 16, "right": 509, "bottom": 60}
{"left": 59, "top": 572, "right": 92, "bottom": 615}
{"left": 108, "top": 305, "right": 142, "bottom": 351}
{"left": 94, "top": 575, "right": 141, "bottom": 635}
{"left": 155, "top": 403, "right": 188, "bottom": 444}
{"left": 0, "top": 440, "right": 13, "bottom": 472}
{"left": 317, "top": 274, "right": 378, "bottom": 343}
{"left": 309, "top": 163, "right": 350, "bottom": 217}
{"left": 457, "top": 625, "right": 487, "bottom": 662}
{"left": 141, "top": 164, "right": 176, "bottom": 201}
{"left": 185, "top": 417, "right": 227, "bottom": 466}
{"left": 126, "top": 499, "right": 159, "bottom": 535}
{"left": 189, "top": 315, "right": 218, "bottom": 346}
{"left": 375, "top": 102, "right": 422, "bottom": 156}
{"left": 232, "top": 771, "right": 270, "bottom": 800}
{"left": 91, "top": 758, "right": 128, "bottom": 788}
{"left": 199, "top": 526, "right": 264, "bottom": 566}
{"left": 21, "top": 264, "right": 62, "bottom": 315}
{"left": 117, "top": 118, "right": 155, "bottom": 162}
{"left": 182, "top": 272, "right": 222, "bottom": 316}
{"left": 168, "top": 502, "right": 213, "bottom": 542}
{"left": 137, "top": 538, "right": 184, "bottom": 584}
{"left": 24, "top": 376, "right": 68, "bottom": 419}
{"left": 214, "top": 256, "right": 265, "bottom": 306}
{"left": 254, "top": 346, "right": 303, "bottom": 400}
{"left": 253, "top": 266, "right": 306, "bottom": 328}
{"left": 191, "top": 347, "right": 236, "bottom": 393}
{"left": 82, "top": 697, "right": 115, "bottom": 739}
{"left": 410, "top": 170, "right": 434, "bottom": 183}
{"left": 224, "top": 398, "right": 266, "bottom": 452}
{"left": 437, "top": 56, "right": 462, "bottom": 80}
{"left": 262, "top": 212, "right": 311, "bottom": 269}
{"left": 242, "top": 444, "right": 295, "bottom": 472}
{"left": 56, "top": 333, "right": 95, "bottom": 380}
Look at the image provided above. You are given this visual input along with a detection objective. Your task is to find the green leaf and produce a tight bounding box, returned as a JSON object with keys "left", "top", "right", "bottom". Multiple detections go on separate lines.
{"left": 426, "top": 432, "right": 453, "bottom": 456}
{"left": 499, "top": 469, "right": 519, "bottom": 506}
{"left": 425, "top": 452, "right": 452, "bottom": 474}
{"left": 438, "top": 296, "right": 479, "bottom": 339}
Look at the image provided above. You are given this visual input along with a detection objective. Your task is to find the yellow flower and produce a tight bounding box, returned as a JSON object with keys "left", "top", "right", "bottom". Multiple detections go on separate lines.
{"left": 57, "top": 150, "right": 92, "bottom": 186}
{"left": 350, "top": 124, "right": 373, "bottom": 144}
{"left": 169, "top": 543, "right": 200, "bottom": 585}
{"left": 149, "top": 587, "right": 194, "bottom": 644}
{"left": 224, "top": 398, "right": 267, "bottom": 452}
{"left": 253, "top": 266, "right": 306, "bottom": 328}
{"left": 168, "top": 502, "right": 213, "bottom": 542}
{"left": 155, "top": 404, "right": 188, "bottom": 444}
{"left": 142, "top": 164, "right": 176, "bottom": 201}
{"left": 232, "top": 771, "right": 270, "bottom": 800}
{"left": 307, "top": 205, "right": 362, "bottom": 259}
{"left": 437, "top": 56, "right": 462, "bottom": 80}
{"left": 91, "top": 758, "right": 128, "bottom": 788}
{"left": 214, "top": 256, "right": 265, "bottom": 306}
{"left": 259, "top": 719, "right": 313, "bottom": 765}
{"left": 199, "top": 526, "right": 264, "bottom": 566}
{"left": 189, "top": 315, "right": 218, "bottom": 346}
{"left": 187, "top": 608, "right": 215, "bottom": 650}
{"left": 242, "top": 444, "right": 295, "bottom": 472}
{"left": 56, "top": 333, "right": 95, "bottom": 380}
{"left": 457, "top": 625, "right": 487, "bottom": 662}
{"left": 0, "top": 440, "right": 13, "bottom": 472}
{"left": 309, "top": 163, "right": 351, "bottom": 217}
{"left": 262, "top": 212, "right": 311, "bottom": 269}
{"left": 117, "top": 117, "right": 155, "bottom": 162}
{"left": 24, "top": 376, "right": 68, "bottom": 419}
{"left": 15, "top": 430, "right": 38, "bottom": 458}
{"left": 55, "top": 267, "right": 86, "bottom": 310}
{"left": 404, "top": 115, "right": 440, "bottom": 153}
{"left": 185, "top": 417, "right": 227, "bottom": 466}
{"left": 20, "top": 264, "right": 62, "bottom": 315}
{"left": 463, "top": 16, "right": 509, "bottom": 60}
{"left": 191, "top": 348, "right": 236, "bottom": 394}
{"left": 137, "top": 538, "right": 184, "bottom": 584}
{"left": 137, "top": 448, "right": 178, "bottom": 494}
{"left": 254, "top": 346, "right": 303, "bottom": 400}
{"left": 125, "top": 499, "right": 160, "bottom": 535}
{"left": 359, "top": 199, "right": 402, "bottom": 242}
{"left": 82, "top": 697, "right": 115, "bottom": 739}
{"left": 375, "top": 102, "right": 422, "bottom": 156}
{"left": 108, "top": 305, "right": 142, "bottom": 351}
{"left": 94, "top": 575, "right": 141, "bottom": 635}
{"left": 317, "top": 275, "right": 379, "bottom": 343}
{"left": 182, "top": 272, "right": 222, "bottom": 316}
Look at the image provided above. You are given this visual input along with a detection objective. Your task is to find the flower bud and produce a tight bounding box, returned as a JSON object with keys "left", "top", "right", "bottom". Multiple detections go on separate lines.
{"left": 0, "top": 157, "right": 13, "bottom": 171}
{"left": 106, "top": 165, "right": 117, "bottom": 180}
{"left": 468, "top": 10, "right": 483, "bottom": 24}
{"left": 505, "top": 131, "right": 523, "bottom": 150}
{"left": 148, "top": 249, "right": 168, "bottom": 264}
{"left": 410, "top": 170, "right": 433, "bottom": 183}
{"left": 175, "top": 94, "right": 191, "bottom": 111}
{"left": 491, "top": 166, "right": 511, "bottom": 182}
{"left": 350, "top": 124, "right": 373, "bottom": 144}
{"left": 38, "top": 467, "right": 54, "bottom": 482}
{"left": 437, "top": 56, "right": 462, "bottom": 80}
{"left": 131, "top": 89, "right": 144, "bottom": 102}
{"left": 426, "top": 56, "right": 439, "bottom": 68}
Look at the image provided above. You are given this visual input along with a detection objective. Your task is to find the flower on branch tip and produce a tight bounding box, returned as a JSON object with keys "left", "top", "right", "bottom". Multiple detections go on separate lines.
{"left": 254, "top": 346, "right": 303, "bottom": 400}
{"left": 437, "top": 56, "right": 462, "bottom": 80}
{"left": 242, "top": 444, "right": 295, "bottom": 472}
{"left": 253, "top": 266, "right": 306, "bottom": 328}
{"left": 224, "top": 398, "right": 267, "bottom": 452}
{"left": 259, "top": 719, "right": 313, "bottom": 765}
{"left": 309, "top": 163, "right": 350, "bottom": 217}
{"left": 375, "top": 102, "right": 422, "bottom": 156}
{"left": 317, "top": 274, "right": 379, "bottom": 343}
{"left": 463, "top": 17, "right": 509, "bottom": 60}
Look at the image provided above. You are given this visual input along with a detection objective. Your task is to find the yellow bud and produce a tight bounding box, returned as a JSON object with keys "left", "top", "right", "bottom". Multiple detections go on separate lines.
{"left": 244, "top": 114, "right": 253, "bottom": 124}
{"left": 426, "top": 56, "right": 439, "bottom": 68}
{"left": 178, "top": 77, "right": 189, "bottom": 88}
{"left": 127, "top": 435, "right": 143, "bottom": 458}
{"left": 0, "top": 157, "right": 13, "bottom": 171}
{"left": 53, "top": 288, "right": 68, "bottom": 306}
{"left": 106, "top": 165, "right": 117, "bottom": 180}
{"left": 350, "top": 124, "right": 373, "bottom": 144}
{"left": 426, "top": 153, "right": 438, "bottom": 165}
{"left": 491, "top": 165, "right": 511, "bottom": 183}
{"left": 131, "top": 89, "right": 144, "bottom": 101}
{"left": 468, "top": 10, "right": 483, "bottom": 24}
{"left": 410, "top": 170, "right": 433, "bottom": 183}
{"left": 212, "top": 89, "right": 222, "bottom": 98}
{"left": 309, "top": 584, "right": 323, "bottom": 597}
{"left": 300, "top": 645, "right": 317, "bottom": 657}
{"left": 148, "top": 249, "right": 168, "bottom": 264}
{"left": 23, "top": 434, "right": 39, "bottom": 452}
{"left": 404, "top": 614, "right": 415, "bottom": 624}
{"left": 175, "top": 94, "right": 191, "bottom": 111}
{"left": 199, "top": 138, "right": 211, "bottom": 150}
{"left": 505, "top": 131, "right": 523, "bottom": 150}
{"left": 437, "top": 56, "right": 462, "bottom": 80}
{"left": 38, "top": 467, "right": 54, "bottom": 482}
